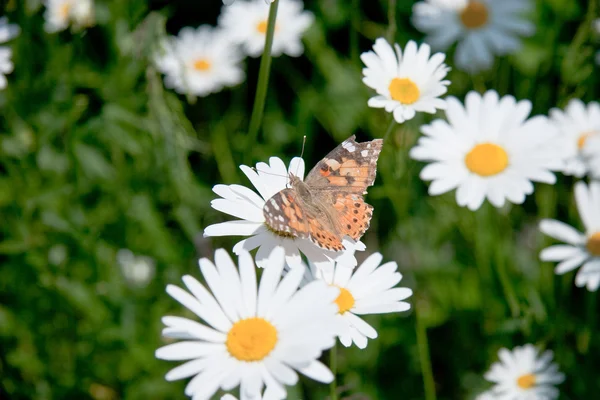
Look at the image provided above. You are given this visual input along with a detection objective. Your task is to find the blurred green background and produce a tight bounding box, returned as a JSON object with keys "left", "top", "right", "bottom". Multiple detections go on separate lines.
{"left": 1, "top": 0, "right": 599, "bottom": 399}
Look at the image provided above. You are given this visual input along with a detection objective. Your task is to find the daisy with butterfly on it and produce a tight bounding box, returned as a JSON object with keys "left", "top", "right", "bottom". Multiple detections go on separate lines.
{"left": 203, "top": 135, "right": 383, "bottom": 270}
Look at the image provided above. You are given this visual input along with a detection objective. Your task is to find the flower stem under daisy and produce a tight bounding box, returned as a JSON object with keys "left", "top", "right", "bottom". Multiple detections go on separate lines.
{"left": 246, "top": 0, "right": 280, "bottom": 155}
{"left": 416, "top": 302, "right": 436, "bottom": 400}
{"left": 329, "top": 342, "right": 338, "bottom": 400}
{"left": 383, "top": 118, "right": 396, "bottom": 141}
{"left": 386, "top": 0, "right": 397, "bottom": 42}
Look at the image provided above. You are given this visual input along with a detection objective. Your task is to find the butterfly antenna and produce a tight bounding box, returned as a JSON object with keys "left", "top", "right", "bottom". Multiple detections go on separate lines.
{"left": 250, "top": 167, "right": 288, "bottom": 178}
{"left": 293, "top": 135, "right": 307, "bottom": 179}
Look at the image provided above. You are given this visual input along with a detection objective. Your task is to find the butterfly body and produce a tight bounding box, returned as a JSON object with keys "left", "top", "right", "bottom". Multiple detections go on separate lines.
{"left": 263, "top": 136, "right": 383, "bottom": 251}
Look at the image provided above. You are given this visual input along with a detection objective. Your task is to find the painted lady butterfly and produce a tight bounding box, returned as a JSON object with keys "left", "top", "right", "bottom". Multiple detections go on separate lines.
{"left": 263, "top": 135, "right": 383, "bottom": 251}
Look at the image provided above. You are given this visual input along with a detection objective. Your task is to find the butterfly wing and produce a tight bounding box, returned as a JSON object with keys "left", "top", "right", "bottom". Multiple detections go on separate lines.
{"left": 263, "top": 188, "right": 344, "bottom": 251}
{"left": 304, "top": 135, "right": 383, "bottom": 194}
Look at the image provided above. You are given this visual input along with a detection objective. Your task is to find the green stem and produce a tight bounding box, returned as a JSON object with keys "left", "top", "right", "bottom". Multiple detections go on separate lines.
{"left": 329, "top": 342, "right": 338, "bottom": 400}
{"left": 246, "top": 0, "right": 280, "bottom": 155}
{"left": 383, "top": 118, "right": 396, "bottom": 142}
{"left": 386, "top": 0, "right": 397, "bottom": 43}
{"left": 416, "top": 304, "right": 436, "bottom": 400}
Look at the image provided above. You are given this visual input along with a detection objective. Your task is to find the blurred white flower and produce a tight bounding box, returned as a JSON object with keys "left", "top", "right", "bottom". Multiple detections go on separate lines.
{"left": 412, "top": 0, "right": 535, "bottom": 73}
{"left": 224, "top": 0, "right": 274, "bottom": 4}
{"left": 203, "top": 156, "right": 365, "bottom": 270}
{"left": 549, "top": 99, "right": 600, "bottom": 178}
{"left": 116, "top": 249, "right": 155, "bottom": 288}
{"left": 44, "top": 0, "right": 94, "bottom": 33}
{"left": 410, "top": 90, "right": 563, "bottom": 211}
{"left": 483, "top": 344, "right": 564, "bottom": 399}
{"left": 155, "top": 25, "right": 244, "bottom": 97}
{"left": 361, "top": 38, "right": 450, "bottom": 124}
{"left": 304, "top": 252, "right": 412, "bottom": 349}
{"left": 0, "top": 17, "right": 20, "bottom": 90}
{"left": 219, "top": 0, "right": 314, "bottom": 57}
{"left": 156, "top": 248, "right": 339, "bottom": 400}
{"left": 540, "top": 181, "right": 600, "bottom": 291}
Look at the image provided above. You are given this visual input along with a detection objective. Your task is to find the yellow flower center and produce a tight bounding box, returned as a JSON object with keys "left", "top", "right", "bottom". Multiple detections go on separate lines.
{"left": 257, "top": 20, "right": 268, "bottom": 34}
{"left": 465, "top": 143, "right": 509, "bottom": 177}
{"left": 388, "top": 78, "right": 420, "bottom": 104}
{"left": 226, "top": 318, "right": 278, "bottom": 362}
{"left": 334, "top": 287, "right": 355, "bottom": 314}
{"left": 586, "top": 232, "right": 600, "bottom": 256}
{"left": 60, "top": 3, "right": 71, "bottom": 19}
{"left": 460, "top": 0, "right": 489, "bottom": 29}
{"left": 516, "top": 373, "right": 537, "bottom": 389}
{"left": 577, "top": 131, "right": 598, "bottom": 150}
{"left": 193, "top": 59, "right": 211, "bottom": 71}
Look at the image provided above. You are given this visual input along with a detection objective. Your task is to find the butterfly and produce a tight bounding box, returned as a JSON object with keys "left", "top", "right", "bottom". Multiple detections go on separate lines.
{"left": 262, "top": 135, "right": 383, "bottom": 251}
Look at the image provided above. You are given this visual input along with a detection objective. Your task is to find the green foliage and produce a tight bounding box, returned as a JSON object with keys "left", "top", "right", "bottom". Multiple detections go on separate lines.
{"left": 1, "top": 0, "right": 599, "bottom": 399}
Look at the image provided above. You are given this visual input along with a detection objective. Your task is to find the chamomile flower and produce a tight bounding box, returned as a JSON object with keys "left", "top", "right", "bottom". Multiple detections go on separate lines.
{"left": 0, "top": 17, "right": 20, "bottom": 90}
{"left": 539, "top": 181, "right": 600, "bottom": 291}
{"left": 410, "top": 90, "right": 563, "bottom": 211}
{"left": 302, "top": 252, "right": 412, "bottom": 349}
{"left": 483, "top": 344, "right": 564, "bottom": 400}
{"left": 44, "top": 0, "right": 94, "bottom": 33}
{"left": 361, "top": 38, "right": 450, "bottom": 124}
{"left": 549, "top": 99, "right": 600, "bottom": 178}
{"left": 218, "top": 0, "right": 314, "bottom": 57}
{"left": 203, "top": 157, "right": 365, "bottom": 269}
{"left": 155, "top": 26, "right": 244, "bottom": 97}
{"left": 156, "top": 248, "right": 339, "bottom": 400}
{"left": 412, "top": 0, "right": 535, "bottom": 73}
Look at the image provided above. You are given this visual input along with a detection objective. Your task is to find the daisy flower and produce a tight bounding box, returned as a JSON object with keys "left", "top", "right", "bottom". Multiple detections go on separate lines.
{"left": 412, "top": 0, "right": 535, "bottom": 73}
{"left": 44, "top": 0, "right": 94, "bottom": 33}
{"left": 539, "top": 181, "right": 600, "bottom": 291}
{"left": 155, "top": 25, "right": 244, "bottom": 97}
{"left": 549, "top": 99, "right": 600, "bottom": 177}
{"left": 156, "top": 248, "right": 339, "bottom": 400}
{"left": 410, "top": 90, "right": 563, "bottom": 211}
{"left": 203, "top": 156, "right": 365, "bottom": 270}
{"left": 0, "top": 17, "right": 20, "bottom": 90}
{"left": 304, "top": 252, "right": 412, "bottom": 349}
{"left": 218, "top": 0, "right": 314, "bottom": 57}
{"left": 483, "top": 344, "right": 564, "bottom": 399}
{"left": 361, "top": 38, "right": 450, "bottom": 124}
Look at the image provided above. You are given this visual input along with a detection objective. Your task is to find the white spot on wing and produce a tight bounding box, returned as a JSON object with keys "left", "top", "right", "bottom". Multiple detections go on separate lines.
{"left": 270, "top": 198, "right": 280, "bottom": 211}
{"left": 342, "top": 140, "right": 356, "bottom": 152}
{"left": 361, "top": 150, "right": 369, "bottom": 157}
